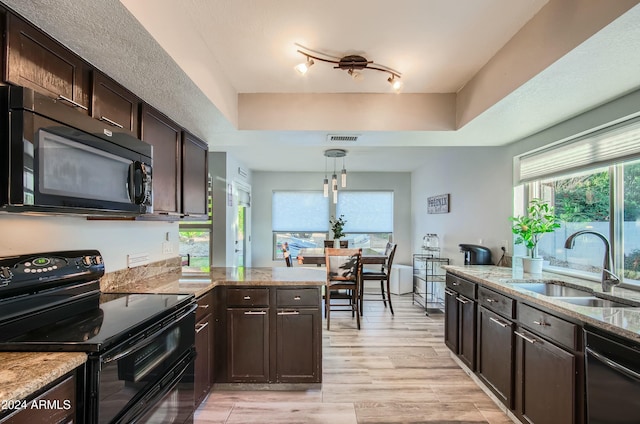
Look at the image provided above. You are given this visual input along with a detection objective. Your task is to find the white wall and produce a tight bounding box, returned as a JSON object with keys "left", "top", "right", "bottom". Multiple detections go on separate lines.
{"left": 0, "top": 214, "right": 178, "bottom": 272}
{"left": 411, "top": 147, "right": 513, "bottom": 265}
{"left": 251, "top": 171, "right": 412, "bottom": 267}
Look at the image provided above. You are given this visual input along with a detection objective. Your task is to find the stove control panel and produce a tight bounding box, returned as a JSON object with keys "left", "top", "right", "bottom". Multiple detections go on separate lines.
{"left": 0, "top": 250, "right": 104, "bottom": 295}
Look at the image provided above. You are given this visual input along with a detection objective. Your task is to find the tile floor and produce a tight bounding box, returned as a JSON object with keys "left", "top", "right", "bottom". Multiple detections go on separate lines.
{"left": 194, "top": 293, "right": 514, "bottom": 424}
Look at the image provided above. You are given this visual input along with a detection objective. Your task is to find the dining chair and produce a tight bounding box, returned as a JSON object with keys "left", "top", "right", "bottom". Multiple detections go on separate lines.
{"left": 324, "top": 240, "right": 334, "bottom": 249}
{"left": 360, "top": 242, "right": 397, "bottom": 315}
{"left": 282, "top": 242, "right": 293, "bottom": 267}
{"left": 324, "top": 248, "right": 362, "bottom": 330}
{"left": 339, "top": 240, "right": 349, "bottom": 248}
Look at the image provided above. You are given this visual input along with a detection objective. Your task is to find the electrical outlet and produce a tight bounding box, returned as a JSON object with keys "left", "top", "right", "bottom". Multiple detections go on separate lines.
{"left": 162, "top": 242, "right": 173, "bottom": 254}
{"left": 127, "top": 253, "right": 150, "bottom": 268}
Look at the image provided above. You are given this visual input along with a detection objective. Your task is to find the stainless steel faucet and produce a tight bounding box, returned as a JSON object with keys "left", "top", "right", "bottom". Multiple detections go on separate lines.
{"left": 564, "top": 230, "right": 620, "bottom": 292}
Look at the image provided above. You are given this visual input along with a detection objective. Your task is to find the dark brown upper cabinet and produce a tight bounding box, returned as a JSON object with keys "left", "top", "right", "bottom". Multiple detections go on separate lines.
{"left": 141, "top": 104, "right": 182, "bottom": 216}
{"left": 92, "top": 71, "right": 140, "bottom": 135}
{"left": 4, "top": 12, "right": 90, "bottom": 114}
{"left": 182, "top": 131, "right": 209, "bottom": 219}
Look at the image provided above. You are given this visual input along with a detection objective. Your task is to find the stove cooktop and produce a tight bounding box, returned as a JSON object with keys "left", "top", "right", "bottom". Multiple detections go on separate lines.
{"left": 0, "top": 291, "right": 194, "bottom": 352}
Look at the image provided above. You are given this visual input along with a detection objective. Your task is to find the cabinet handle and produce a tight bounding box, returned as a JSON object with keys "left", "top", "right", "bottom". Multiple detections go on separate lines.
{"left": 532, "top": 320, "right": 550, "bottom": 327}
{"left": 243, "top": 296, "right": 251, "bottom": 300}
{"left": 452, "top": 282, "right": 460, "bottom": 286}
{"left": 244, "top": 311, "right": 266, "bottom": 315}
{"left": 486, "top": 298, "right": 496, "bottom": 303}
{"left": 456, "top": 297, "right": 469, "bottom": 304}
{"left": 158, "top": 212, "right": 181, "bottom": 216}
{"left": 294, "top": 296, "right": 301, "bottom": 300}
{"left": 57, "top": 95, "right": 88, "bottom": 110}
{"left": 445, "top": 289, "right": 456, "bottom": 296}
{"left": 195, "top": 321, "right": 209, "bottom": 333}
{"left": 514, "top": 331, "right": 538, "bottom": 344}
{"left": 277, "top": 310, "right": 300, "bottom": 315}
{"left": 489, "top": 317, "right": 509, "bottom": 328}
{"left": 100, "top": 115, "right": 124, "bottom": 128}
{"left": 198, "top": 304, "right": 210, "bottom": 309}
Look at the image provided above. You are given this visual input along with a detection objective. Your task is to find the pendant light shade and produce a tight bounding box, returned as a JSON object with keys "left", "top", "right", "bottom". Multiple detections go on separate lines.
{"left": 323, "top": 149, "right": 347, "bottom": 200}
{"left": 323, "top": 177, "right": 329, "bottom": 197}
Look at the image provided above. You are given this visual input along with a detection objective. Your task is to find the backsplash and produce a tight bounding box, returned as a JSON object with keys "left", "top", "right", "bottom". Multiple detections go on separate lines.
{"left": 101, "top": 257, "right": 181, "bottom": 292}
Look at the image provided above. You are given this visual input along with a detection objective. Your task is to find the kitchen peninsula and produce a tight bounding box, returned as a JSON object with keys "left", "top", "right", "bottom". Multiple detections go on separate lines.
{"left": 0, "top": 266, "right": 325, "bottom": 423}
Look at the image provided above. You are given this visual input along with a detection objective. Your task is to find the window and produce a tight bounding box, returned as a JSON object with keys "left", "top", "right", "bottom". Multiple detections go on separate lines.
{"left": 272, "top": 191, "right": 329, "bottom": 259}
{"left": 337, "top": 191, "right": 393, "bottom": 251}
{"left": 515, "top": 117, "right": 640, "bottom": 287}
{"left": 179, "top": 175, "right": 212, "bottom": 273}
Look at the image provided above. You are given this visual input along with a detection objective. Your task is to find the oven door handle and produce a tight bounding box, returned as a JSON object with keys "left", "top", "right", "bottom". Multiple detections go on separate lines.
{"left": 102, "top": 303, "right": 196, "bottom": 365}
{"left": 128, "top": 161, "right": 152, "bottom": 206}
{"left": 587, "top": 347, "right": 640, "bottom": 382}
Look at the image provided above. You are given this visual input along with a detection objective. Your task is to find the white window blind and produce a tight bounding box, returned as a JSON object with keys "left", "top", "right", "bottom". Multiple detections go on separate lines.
{"left": 337, "top": 191, "right": 393, "bottom": 233}
{"left": 517, "top": 118, "right": 640, "bottom": 183}
{"left": 272, "top": 191, "right": 328, "bottom": 232}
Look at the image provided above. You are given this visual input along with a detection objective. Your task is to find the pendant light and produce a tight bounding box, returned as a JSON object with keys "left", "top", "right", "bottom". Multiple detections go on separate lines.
{"left": 323, "top": 149, "right": 347, "bottom": 204}
{"left": 323, "top": 156, "right": 329, "bottom": 197}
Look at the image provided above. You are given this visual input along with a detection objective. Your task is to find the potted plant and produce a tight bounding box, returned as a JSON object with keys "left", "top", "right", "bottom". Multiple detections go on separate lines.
{"left": 510, "top": 199, "right": 560, "bottom": 273}
{"left": 329, "top": 215, "right": 347, "bottom": 246}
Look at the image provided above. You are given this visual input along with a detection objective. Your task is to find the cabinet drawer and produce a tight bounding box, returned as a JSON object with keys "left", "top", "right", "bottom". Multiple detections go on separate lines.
{"left": 1, "top": 374, "right": 76, "bottom": 423}
{"left": 446, "top": 274, "right": 476, "bottom": 299}
{"left": 276, "top": 288, "right": 320, "bottom": 308}
{"left": 517, "top": 303, "right": 578, "bottom": 350}
{"left": 227, "top": 288, "right": 270, "bottom": 307}
{"left": 196, "top": 291, "right": 214, "bottom": 321}
{"left": 478, "top": 286, "right": 514, "bottom": 318}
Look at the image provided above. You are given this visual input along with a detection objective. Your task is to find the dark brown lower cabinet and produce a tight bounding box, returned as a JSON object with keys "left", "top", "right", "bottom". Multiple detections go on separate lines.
{"left": 218, "top": 286, "right": 322, "bottom": 384}
{"left": 444, "top": 287, "right": 476, "bottom": 370}
{"left": 227, "top": 308, "right": 270, "bottom": 382}
{"left": 477, "top": 307, "right": 514, "bottom": 407}
{"left": 514, "top": 327, "right": 576, "bottom": 424}
{"left": 276, "top": 308, "right": 321, "bottom": 382}
{"left": 194, "top": 312, "right": 212, "bottom": 406}
{"left": 0, "top": 373, "right": 76, "bottom": 423}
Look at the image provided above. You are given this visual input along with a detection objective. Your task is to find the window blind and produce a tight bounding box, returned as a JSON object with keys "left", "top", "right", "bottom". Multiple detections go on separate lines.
{"left": 517, "top": 117, "right": 640, "bottom": 183}
{"left": 272, "top": 191, "right": 328, "bottom": 232}
{"left": 337, "top": 191, "right": 394, "bottom": 233}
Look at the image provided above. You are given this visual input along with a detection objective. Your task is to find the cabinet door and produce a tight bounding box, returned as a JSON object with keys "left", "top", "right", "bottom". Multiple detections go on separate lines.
{"left": 276, "top": 308, "right": 321, "bottom": 383}
{"left": 0, "top": 374, "right": 76, "bottom": 423}
{"left": 5, "top": 12, "right": 90, "bottom": 113}
{"left": 458, "top": 295, "right": 477, "bottom": 370}
{"left": 141, "top": 104, "right": 181, "bottom": 215}
{"left": 477, "top": 307, "right": 514, "bottom": 407}
{"left": 227, "top": 308, "right": 269, "bottom": 382}
{"left": 444, "top": 288, "right": 459, "bottom": 353}
{"left": 92, "top": 71, "right": 140, "bottom": 134}
{"left": 515, "top": 328, "right": 576, "bottom": 424}
{"left": 194, "top": 313, "right": 212, "bottom": 407}
{"left": 181, "top": 131, "right": 208, "bottom": 219}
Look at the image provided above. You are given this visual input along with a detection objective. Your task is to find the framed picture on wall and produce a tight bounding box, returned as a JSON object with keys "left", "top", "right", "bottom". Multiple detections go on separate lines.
{"left": 428, "top": 193, "right": 450, "bottom": 214}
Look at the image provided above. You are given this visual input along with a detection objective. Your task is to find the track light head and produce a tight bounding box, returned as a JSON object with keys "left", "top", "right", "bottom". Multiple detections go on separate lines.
{"left": 295, "top": 57, "right": 314, "bottom": 75}
{"left": 388, "top": 75, "right": 403, "bottom": 91}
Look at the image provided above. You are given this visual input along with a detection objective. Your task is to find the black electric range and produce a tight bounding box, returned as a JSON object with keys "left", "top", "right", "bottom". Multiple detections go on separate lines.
{"left": 0, "top": 250, "right": 196, "bottom": 424}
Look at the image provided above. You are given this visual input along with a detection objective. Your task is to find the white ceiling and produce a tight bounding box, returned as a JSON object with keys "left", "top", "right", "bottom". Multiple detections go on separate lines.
{"left": 4, "top": 1, "right": 640, "bottom": 172}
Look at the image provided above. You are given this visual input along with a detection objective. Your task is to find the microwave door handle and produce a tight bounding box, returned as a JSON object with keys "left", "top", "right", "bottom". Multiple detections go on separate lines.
{"left": 128, "top": 161, "right": 151, "bottom": 205}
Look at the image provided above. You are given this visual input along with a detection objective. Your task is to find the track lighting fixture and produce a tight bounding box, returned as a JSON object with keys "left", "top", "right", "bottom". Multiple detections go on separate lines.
{"left": 295, "top": 43, "right": 402, "bottom": 90}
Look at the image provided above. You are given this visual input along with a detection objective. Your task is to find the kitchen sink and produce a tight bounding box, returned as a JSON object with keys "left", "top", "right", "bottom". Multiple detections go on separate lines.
{"left": 509, "top": 282, "right": 593, "bottom": 297}
{"left": 560, "top": 297, "right": 637, "bottom": 308}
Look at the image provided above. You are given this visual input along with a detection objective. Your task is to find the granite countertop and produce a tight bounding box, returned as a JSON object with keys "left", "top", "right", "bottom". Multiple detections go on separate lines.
{"left": 444, "top": 265, "right": 640, "bottom": 342}
{"left": 0, "top": 352, "right": 86, "bottom": 407}
{"left": 110, "top": 267, "right": 327, "bottom": 298}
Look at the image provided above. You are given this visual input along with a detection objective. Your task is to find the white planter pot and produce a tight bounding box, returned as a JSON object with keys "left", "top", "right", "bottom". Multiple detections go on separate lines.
{"left": 522, "top": 257, "right": 544, "bottom": 274}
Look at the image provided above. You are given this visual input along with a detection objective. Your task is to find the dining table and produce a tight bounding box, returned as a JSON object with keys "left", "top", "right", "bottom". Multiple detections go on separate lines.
{"left": 296, "top": 247, "right": 387, "bottom": 265}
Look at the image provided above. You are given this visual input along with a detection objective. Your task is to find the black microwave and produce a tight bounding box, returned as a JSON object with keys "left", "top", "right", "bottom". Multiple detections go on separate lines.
{"left": 0, "top": 86, "right": 152, "bottom": 215}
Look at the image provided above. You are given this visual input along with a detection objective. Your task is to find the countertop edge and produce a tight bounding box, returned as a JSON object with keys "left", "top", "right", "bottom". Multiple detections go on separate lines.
{"left": 444, "top": 265, "right": 640, "bottom": 342}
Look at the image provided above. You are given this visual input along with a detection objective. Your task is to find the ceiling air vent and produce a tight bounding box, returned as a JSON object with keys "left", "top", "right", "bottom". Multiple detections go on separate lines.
{"left": 327, "top": 134, "right": 360, "bottom": 142}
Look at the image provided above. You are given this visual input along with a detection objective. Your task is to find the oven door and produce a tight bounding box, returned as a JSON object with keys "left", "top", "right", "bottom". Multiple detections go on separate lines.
{"left": 88, "top": 304, "right": 196, "bottom": 424}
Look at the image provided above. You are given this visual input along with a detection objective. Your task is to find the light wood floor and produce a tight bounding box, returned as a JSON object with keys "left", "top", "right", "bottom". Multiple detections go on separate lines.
{"left": 194, "top": 294, "right": 513, "bottom": 424}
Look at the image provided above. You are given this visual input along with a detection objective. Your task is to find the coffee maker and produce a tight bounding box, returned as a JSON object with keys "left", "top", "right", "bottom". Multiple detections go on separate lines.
{"left": 459, "top": 244, "right": 493, "bottom": 265}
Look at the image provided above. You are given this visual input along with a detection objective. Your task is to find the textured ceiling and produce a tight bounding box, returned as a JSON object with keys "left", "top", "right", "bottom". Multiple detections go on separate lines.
{"left": 3, "top": 1, "right": 640, "bottom": 172}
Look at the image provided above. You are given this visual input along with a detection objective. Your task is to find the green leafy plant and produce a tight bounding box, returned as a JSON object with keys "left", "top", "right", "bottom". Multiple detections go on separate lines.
{"left": 510, "top": 199, "right": 561, "bottom": 258}
{"left": 329, "top": 215, "right": 347, "bottom": 239}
